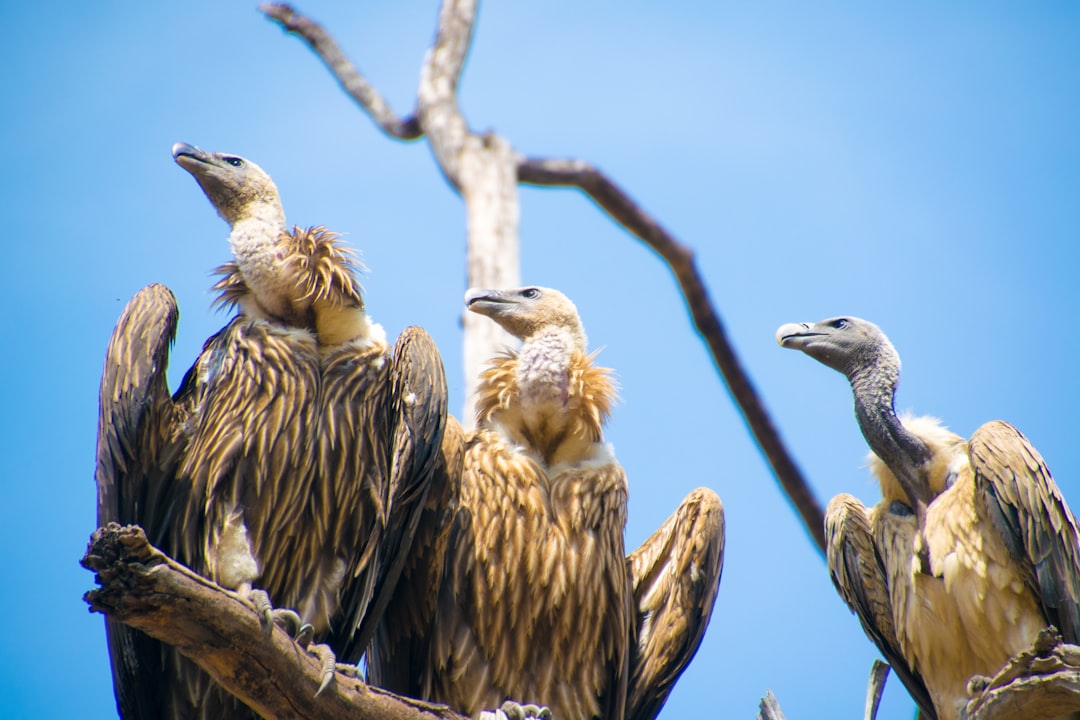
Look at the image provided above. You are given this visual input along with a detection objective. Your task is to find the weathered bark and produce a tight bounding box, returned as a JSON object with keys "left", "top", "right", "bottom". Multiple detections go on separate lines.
{"left": 260, "top": 0, "right": 826, "bottom": 554}
{"left": 82, "top": 524, "right": 467, "bottom": 720}
{"left": 963, "top": 629, "right": 1080, "bottom": 720}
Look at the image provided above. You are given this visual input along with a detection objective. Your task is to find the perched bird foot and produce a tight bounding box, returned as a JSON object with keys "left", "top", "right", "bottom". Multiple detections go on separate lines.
{"left": 241, "top": 585, "right": 307, "bottom": 643}
{"left": 309, "top": 643, "right": 337, "bottom": 696}
{"left": 307, "top": 643, "right": 359, "bottom": 696}
{"left": 967, "top": 674, "right": 992, "bottom": 695}
{"left": 269, "top": 607, "right": 303, "bottom": 635}
{"left": 293, "top": 622, "right": 315, "bottom": 650}
{"left": 495, "top": 701, "right": 552, "bottom": 720}
{"left": 244, "top": 586, "right": 276, "bottom": 638}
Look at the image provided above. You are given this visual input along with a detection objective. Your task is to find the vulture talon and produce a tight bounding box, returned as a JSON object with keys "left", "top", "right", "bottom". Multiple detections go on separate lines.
{"left": 246, "top": 587, "right": 275, "bottom": 638}
{"left": 294, "top": 622, "right": 314, "bottom": 650}
{"left": 309, "top": 643, "right": 337, "bottom": 697}
{"left": 497, "top": 701, "right": 550, "bottom": 720}
{"left": 271, "top": 608, "right": 303, "bottom": 637}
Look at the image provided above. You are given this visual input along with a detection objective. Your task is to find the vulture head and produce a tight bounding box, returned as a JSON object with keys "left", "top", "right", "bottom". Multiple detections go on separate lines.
{"left": 172, "top": 142, "right": 284, "bottom": 227}
{"left": 777, "top": 315, "right": 935, "bottom": 511}
{"left": 466, "top": 286, "right": 587, "bottom": 350}
{"left": 775, "top": 316, "right": 900, "bottom": 381}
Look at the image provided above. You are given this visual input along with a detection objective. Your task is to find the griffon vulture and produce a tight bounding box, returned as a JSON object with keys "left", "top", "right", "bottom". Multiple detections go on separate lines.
{"left": 94, "top": 144, "right": 450, "bottom": 718}
{"left": 365, "top": 286, "right": 724, "bottom": 720}
{"left": 777, "top": 316, "right": 1080, "bottom": 720}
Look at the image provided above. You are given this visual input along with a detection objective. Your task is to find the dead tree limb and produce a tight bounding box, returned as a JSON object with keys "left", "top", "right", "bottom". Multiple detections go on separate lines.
{"left": 260, "top": 1, "right": 826, "bottom": 554}
{"left": 81, "top": 524, "right": 466, "bottom": 720}
{"left": 963, "top": 629, "right": 1080, "bottom": 720}
{"left": 264, "top": 1, "right": 519, "bottom": 428}
{"left": 757, "top": 690, "right": 787, "bottom": 720}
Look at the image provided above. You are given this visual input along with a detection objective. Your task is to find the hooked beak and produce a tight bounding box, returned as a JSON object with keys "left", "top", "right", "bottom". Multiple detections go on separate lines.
{"left": 775, "top": 322, "right": 823, "bottom": 349}
{"left": 465, "top": 288, "right": 516, "bottom": 317}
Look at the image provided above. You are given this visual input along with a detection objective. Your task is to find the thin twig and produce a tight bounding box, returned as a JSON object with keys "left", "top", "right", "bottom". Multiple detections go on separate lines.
{"left": 518, "top": 155, "right": 827, "bottom": 554}
{"left": 260, "top": 4, "right": 423, "bottom": 140}
{"left": 865, "top": 660, "right": 890, "bottom": 720}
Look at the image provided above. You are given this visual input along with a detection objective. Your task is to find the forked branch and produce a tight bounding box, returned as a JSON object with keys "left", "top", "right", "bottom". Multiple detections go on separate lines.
{"left": 259, "top": 1, "right": 826, "bottom": 554}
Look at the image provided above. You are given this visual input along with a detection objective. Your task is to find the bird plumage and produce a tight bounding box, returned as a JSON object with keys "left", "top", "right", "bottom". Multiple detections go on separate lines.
{"left": 779, "top": 316, "right": 1080, "bottom": 720}
{"left": 444, "top": 286, "right": 632, "bottom": 720}
{"left": 95, "top": 144, "right": 450, "bottom": 718}
{"left": 367, "top": 286, "right": 724, "bottom": 720}
{"left": 626, "top": 486, "right": 725, "bottom": 720}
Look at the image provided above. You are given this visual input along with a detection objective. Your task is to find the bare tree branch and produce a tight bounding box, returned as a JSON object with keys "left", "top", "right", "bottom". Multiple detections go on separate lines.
{"left": 518, "top": 156, "right": 826, "bottom": 554}
{"left": 964, "top": 629, "right": 1080, "bottom": 720}
{"left": 262, "top": 0, "right": 519, "bottom": 428}
{"left": 257, "top": 2, "right": 827, "bottom": 552}
{"left": 261, "top": 4, "right": 422, "bottom": 140}
{"left": 82, "top": 524, "right": 467, "bottom": 720}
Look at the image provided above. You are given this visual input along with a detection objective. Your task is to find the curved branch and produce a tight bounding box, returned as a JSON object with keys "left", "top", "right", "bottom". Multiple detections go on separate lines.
{"left": 260, "top": 4, "right": 422, "bottom": 140}
{"left": 82, "top": 524, "right": 466, "bottom": 720}
{"left": 518, "top": 156, "right": 826, "bottom": 555}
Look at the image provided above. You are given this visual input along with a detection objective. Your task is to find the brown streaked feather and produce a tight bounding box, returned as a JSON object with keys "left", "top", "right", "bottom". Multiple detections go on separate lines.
{"left": 332, "top": 326, "right": 452, "bottom": 663}
{"left": 310, "top": 335, "right": 392, "bottom": 648}
{"left": 286, "top": 226, "right": 365, "bottom": 309}
{"left": 430, "top": 435, "right": 631, "bottom": 720}
{"left": 626, "top": 487, "right": 725, "bottom": 720}
{"left": 96, "top": 284, "right": 189, "bottom": 719}
{"left": 210, "top": 260, "right": 247, "bottom": 314}
{"left": 174, "top": 317, "right": 323, "bottom": 602}
{"left": 367, "top": 414, "right": 465, "bottom": 695}
{"left": 210, "top": 226, "right": 365, "bottom": 330}
{"left": 826, "top": 494, "right": 937, "bottom": 720}
{"left": 474, "top": 348, "right": 616, "bottom": 445}
{"left": 971, "top": 420, "right": 1080, "bottom": 643}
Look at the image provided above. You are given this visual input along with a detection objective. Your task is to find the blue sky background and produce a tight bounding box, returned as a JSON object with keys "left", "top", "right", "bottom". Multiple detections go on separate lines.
{"left": 2, "top": 2, "right": 1078, "bottom": 718}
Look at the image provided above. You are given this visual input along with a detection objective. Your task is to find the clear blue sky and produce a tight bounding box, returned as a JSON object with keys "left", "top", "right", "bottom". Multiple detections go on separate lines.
{"left": 2, "top": 2, "right": 1077, "bottom": 718}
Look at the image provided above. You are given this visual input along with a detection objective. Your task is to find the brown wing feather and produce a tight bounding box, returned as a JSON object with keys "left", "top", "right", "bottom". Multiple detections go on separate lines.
{"left": 174, "top": 317, "right": 321, "bottom": 602}
{"left": 338, "top": 326, "right": 451, "bottom": 663}
{"left": 311, "top": 336, "right": 392, "bottom": 659}
{"left": 626, "top": 487, "right": 725, "bottom": 720}
{"left": 96, "top": 283, "right": 187, "bottom": 719}
{"left": 826, "top": 494, "right": 937, "bottom": 719}
{"left": 367, "top": 414, "right": 465, "bottom": 694}
{"left": 429, "top": 436, "right": 630, "bottom": 720}
{"left": 971, "top": 420, "right": 1080, "bottom": 643}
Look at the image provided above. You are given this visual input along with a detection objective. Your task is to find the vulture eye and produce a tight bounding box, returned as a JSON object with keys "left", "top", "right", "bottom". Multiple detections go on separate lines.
{"left": 830, "top": 319, "right": 849, "bottom": 329}
{"left": 521, "top": 288, "right": 541, "bottom": 300}
{"left": 224, "top": 157, "right": 244, "bottom": 168}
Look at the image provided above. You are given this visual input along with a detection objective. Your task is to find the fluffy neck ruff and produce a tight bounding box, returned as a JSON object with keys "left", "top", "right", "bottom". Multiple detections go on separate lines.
{"left": 214, "top": 225, "right": 376, "bottom": 350}
{"left": 475, "top": 327, "right": 615, "bottom": 468}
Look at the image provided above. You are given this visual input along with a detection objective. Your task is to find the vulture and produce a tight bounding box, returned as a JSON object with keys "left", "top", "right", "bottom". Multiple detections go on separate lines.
{"left": 366, "top": 286, "right": 724, "bottom": 720}
{"left": 777, "top": 316, "right": 1080, "bottom": 720}
{"left": 95, "top": 143, "right": 451, "bottom": 718}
